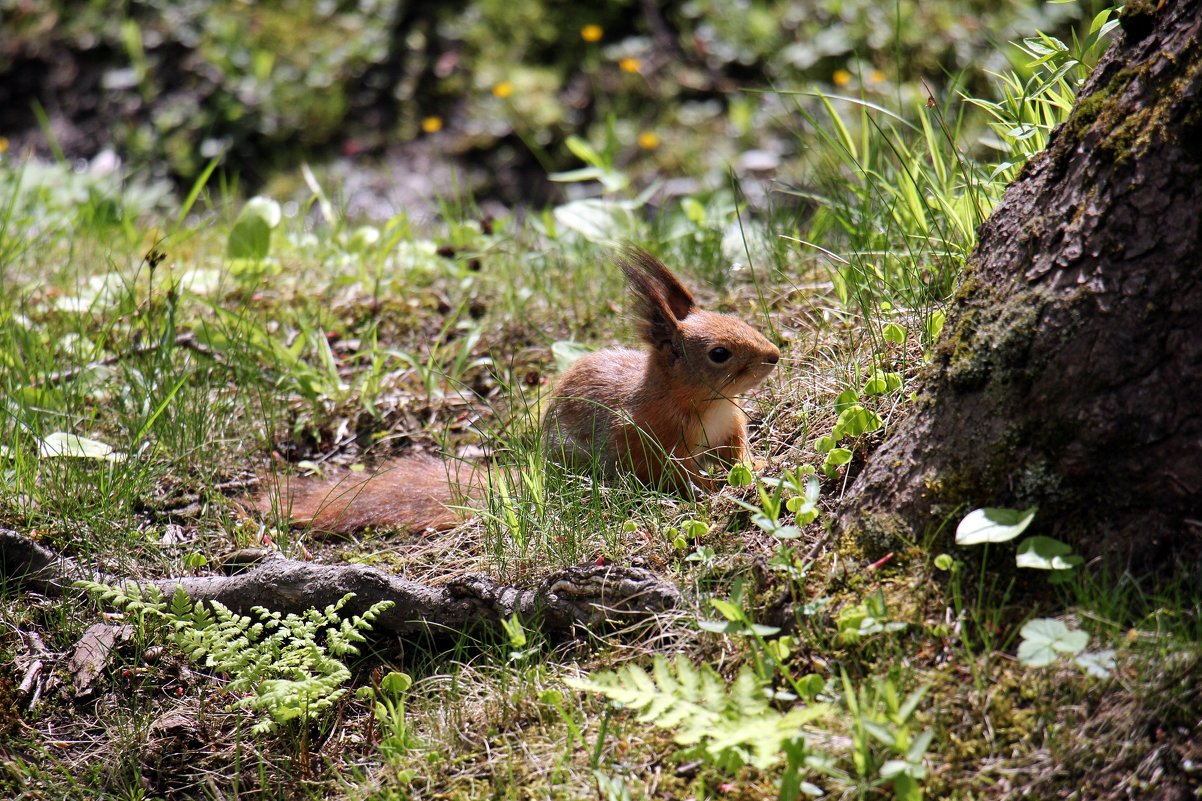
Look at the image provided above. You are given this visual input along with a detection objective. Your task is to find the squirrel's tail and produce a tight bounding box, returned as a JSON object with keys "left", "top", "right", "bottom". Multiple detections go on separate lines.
{"left": 254, "top": 454, "right": 480, "bottom": 534}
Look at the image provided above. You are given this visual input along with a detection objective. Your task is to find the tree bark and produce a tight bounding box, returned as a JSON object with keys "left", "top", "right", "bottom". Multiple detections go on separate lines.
{"left": 837, "top": 0, "right": 1202, "bottom": 562}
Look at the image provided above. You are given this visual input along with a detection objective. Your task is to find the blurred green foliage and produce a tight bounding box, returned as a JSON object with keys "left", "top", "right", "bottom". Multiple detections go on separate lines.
{"left": 3, "top": 0, "right": 400, "bottom": 177}
{"left": 0, "top": 0, "right": 1087, "bottom": 184}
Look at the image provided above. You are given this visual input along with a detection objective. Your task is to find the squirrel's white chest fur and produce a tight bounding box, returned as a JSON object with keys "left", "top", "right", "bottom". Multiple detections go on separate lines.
{"left": 693, "top": 400, "right": 740, "bottom": 454}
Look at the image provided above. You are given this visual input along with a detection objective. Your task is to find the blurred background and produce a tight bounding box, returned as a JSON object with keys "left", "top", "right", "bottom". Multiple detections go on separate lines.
{"left": 1, "top": 0, "right": 1094, "bottom": 219}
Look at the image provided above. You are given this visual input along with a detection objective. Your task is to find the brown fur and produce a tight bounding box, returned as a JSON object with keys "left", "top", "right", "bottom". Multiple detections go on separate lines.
{"left": 544, "top": 247, "right": 779, "bottom": 494}
{"left": 254, "top": 247, "right": 778, "bottom": 533}
{"left": 254, "top": 455, "right": 479, "bottom": 535}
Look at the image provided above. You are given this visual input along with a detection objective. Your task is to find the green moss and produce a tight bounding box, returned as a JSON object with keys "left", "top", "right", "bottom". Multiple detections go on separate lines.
{"left": 1063, "top": 39, "right": 1202, "bottom": 167}
{"left": 1118, "top": 0, "right": 1160, "bottom": 40}
{"left": 945, "top": 306, "right": 980, "bottom": 382}
{"left": 1106, "top": 103, "right": 1157, "bottom": 163}
{"left": 930, "top": 665, "right": 1068, "bottom": 791}
{"left": 1066, "top": 88, "right": 1108, "bottom": 143}
{"left": 921, "top": 463, "right": 1005, "bottom": 528}
{"left": 840, "top": 510, "right": 912, "bottom": 560}
{"left": 1061, "top": 66, "right": 1140, "bottom": 158}
{"left": 943, "top": 284, "right": 1042, "bottom": 392}
{"left": 934, "top": 274, "right": 982, "bottom": 377}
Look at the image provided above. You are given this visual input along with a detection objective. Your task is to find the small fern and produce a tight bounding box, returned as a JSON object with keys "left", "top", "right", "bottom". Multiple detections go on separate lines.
{"left": 570, "top": 655, "right": 829, "bottom": 773}
{"left": 80, "top": 580, "right": 393, "bottom": 734}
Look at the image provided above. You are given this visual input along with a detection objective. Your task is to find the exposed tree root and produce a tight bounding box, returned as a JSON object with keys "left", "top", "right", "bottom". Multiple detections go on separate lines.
{"left": 0, "top": 529, "right": 680, "bottom": 637}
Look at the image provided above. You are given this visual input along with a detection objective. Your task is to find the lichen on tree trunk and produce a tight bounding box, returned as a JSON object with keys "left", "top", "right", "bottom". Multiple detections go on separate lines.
{"left": 837, "top": 0, "right": 1202, "bottom": 561}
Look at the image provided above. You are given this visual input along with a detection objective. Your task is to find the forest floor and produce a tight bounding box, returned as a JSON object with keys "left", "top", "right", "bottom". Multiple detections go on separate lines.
{"left": 0, "top": 148, "right": 1198, "bottom": 801}
{"left": 1, "top": 4, "right": 1201, "bottom": 796}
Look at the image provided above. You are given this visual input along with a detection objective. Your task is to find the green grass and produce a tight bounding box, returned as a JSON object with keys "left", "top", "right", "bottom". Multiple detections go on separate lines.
{"left": 2, "top": 8, "right": 1200, "bottom": 800}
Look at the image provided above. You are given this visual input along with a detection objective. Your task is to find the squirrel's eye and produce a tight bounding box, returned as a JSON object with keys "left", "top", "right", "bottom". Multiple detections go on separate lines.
{"left": 708, "top": 347, "right": 732, "bottom": 364}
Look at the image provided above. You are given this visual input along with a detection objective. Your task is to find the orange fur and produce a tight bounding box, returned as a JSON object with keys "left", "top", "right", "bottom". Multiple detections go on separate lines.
{"left": 543, "top": 247, "right": 779, "bottom": 494}
{"left": 255, "top": 455, "right": 479, "bottom": 535}
{"left": 255, "top": 247, "right": 779, "bottom": 533}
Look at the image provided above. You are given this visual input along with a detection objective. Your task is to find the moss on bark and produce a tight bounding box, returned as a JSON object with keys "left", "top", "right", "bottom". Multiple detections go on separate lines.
{"left": 836, "top": 0, "right": 1202, "bottom": 564}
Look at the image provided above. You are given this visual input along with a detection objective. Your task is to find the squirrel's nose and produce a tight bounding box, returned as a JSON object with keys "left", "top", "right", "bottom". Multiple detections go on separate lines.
{"left": 766, "top": 351, "right": 780, "bottom": 365}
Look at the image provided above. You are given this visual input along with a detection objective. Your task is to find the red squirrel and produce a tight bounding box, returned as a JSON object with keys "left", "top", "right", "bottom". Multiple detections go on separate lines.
{"left": 257, "top": 247, "right": 780, "bottom": 533}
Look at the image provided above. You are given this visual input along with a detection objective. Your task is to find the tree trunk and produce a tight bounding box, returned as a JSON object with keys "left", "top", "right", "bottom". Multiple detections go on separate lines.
{"left": 836, "top": 0, "right": 1202, "bottom": 562}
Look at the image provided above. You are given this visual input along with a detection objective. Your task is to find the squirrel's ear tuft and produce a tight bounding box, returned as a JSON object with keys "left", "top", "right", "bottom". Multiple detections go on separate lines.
{"left": 618, "top": 246, "right": 696, "bottom": 349}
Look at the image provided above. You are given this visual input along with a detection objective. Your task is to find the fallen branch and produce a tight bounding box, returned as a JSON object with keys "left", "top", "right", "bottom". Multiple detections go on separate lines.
{"left": 0, "top": 529, "right": 680, "bottom": 637}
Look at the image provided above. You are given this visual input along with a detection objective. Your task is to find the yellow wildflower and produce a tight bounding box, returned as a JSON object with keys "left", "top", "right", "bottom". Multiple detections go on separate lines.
{"left": 421, "top": 116, "right": 443, "bottom": 134}
{"left": 619, "top": 57, "right": 641, "bottom": 74}
{"left": 833, "top": 69, "right": 852, "bottom": 87}
{"left": 637, "top": 131, "right": 660, "bottom": 150}
{"left": 581, "top": 24, "right": 603, "bottom": 42}
{"left": 0, "top": 136, "right": 8, "bottom": 155}
{"left": 493, "top": 81, "right": 514, "bottom": 98}
{"left": 869, "top": 69, "right": 886, "bottom": 84}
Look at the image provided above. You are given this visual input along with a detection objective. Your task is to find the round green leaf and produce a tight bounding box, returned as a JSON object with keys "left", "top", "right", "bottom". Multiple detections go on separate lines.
{"left": 1074, "top": 649, "right": 1116, "bottom": 679}
{"left": 1016, "top": 617, "right": 1089, "bottom": 667}
{"left": 836, "top": 405, "right": 883, "bottom": 437}
{"left": 786, "top": 493, "right": 817, "bottom": 512}
{"left": 883, "top": 322, "right": 907, "bottom": 344}
{"left": 955, "top": 507, "right": 1038, "bottom": 545}
{"left": 824, "top": 447, "right": 853, "bottom": 466}
{"left": 790, "top": 504, "right": 819, "bottom": 525}
{"left": 796, "top": 673, "right": 824, "bottom": 698}
{"left": 227, "top": 196, "right": 282, "bottom": 260}
{"left": 379, "top": 671, "right": 413, "bottom": 696}
{"left": 834, "top": 388, "right": 859, "bottom": 413}
{"left": 1015, "top": 535, "right": 1082, "bottom": 570}
{"left": 727, "top": 462, "right": 755, "bottom": 487}
{"left": 863, "top": 375, "right": 888, "bottom": 396}
{"left": 924, "top": 309, "right": 946, "bottom": 343}
{"left": 228, "top": 217, "right": 270, "bottom": 260}
{"left": 183, "top": 552, "right": 209, "bottom": 569}
{"left": 862, "top": 369, "right": 901, "bottom": 397}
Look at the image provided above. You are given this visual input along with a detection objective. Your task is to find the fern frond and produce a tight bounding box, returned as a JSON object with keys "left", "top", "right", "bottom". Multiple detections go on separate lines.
{"left": 571, "top": 655, "right": 830, "bottom": 773}
{"left": 80, "top": 585, "right": 386, "bottom": 735}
